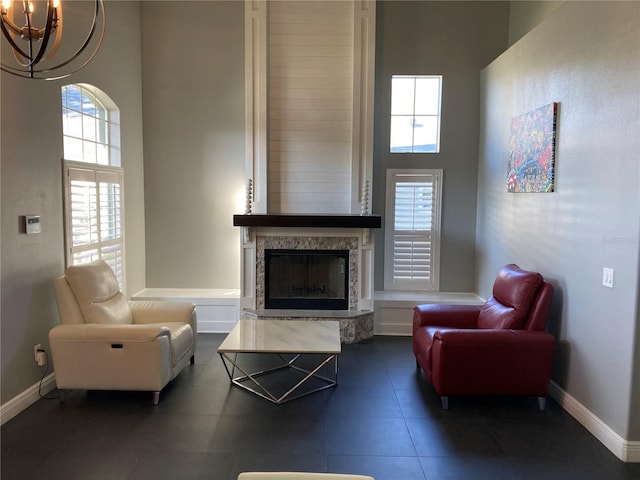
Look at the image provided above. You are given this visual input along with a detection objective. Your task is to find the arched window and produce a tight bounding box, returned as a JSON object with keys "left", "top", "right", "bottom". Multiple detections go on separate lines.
{"left": 61, "top": 84, "right": 125, "bottom": 290}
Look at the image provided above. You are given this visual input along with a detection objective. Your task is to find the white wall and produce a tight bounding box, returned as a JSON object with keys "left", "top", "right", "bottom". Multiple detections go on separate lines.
{"left": 477, "top": 1, "right": 640, "bottom": 441}
{"left": 268, "top": 0, "right": 354, "bottom": 214}
{"left": 140, "top": 1, "right": 245, "bottom": 289}
{"left": 0, "top": 1, "right": 146, "bottom": 404}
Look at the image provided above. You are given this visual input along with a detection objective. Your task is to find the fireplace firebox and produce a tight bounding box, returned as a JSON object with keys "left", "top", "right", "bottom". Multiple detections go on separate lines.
{"left": 265, "top": 249, "right": 349, "bottom": 310}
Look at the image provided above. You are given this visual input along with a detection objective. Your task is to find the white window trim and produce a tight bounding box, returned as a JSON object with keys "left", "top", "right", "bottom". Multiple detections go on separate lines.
{"left": 390, "top": 75, "right": 442, "bottom": 154}
{"left": 384, "top": 168, "right": 442, "bottom": 291}
{"left": 61, "top": 83, "right": 121, "bottom": 167}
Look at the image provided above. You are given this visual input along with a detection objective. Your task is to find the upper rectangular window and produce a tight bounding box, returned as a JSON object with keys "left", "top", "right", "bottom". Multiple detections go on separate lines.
{"left": 390, "top": 75, "right": 442, "bottom": 153}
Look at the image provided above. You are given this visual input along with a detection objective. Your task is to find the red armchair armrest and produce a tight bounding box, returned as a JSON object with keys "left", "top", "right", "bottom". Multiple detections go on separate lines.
{"left": 430, "top": 329, "right": 555, "bottom": 396}
{"left": 413, "top": 304, "right": 481, "bottom": 334}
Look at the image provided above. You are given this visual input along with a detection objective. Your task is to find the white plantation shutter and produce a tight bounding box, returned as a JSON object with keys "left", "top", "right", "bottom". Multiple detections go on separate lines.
{"left": 65, "top": 164, "right": 125, "bottom": 289}
{"left": 393, "top": 182, "right": 433, "bottom": 281}
{"left": 385, "top": 170, "right": 442, "bottom": 291}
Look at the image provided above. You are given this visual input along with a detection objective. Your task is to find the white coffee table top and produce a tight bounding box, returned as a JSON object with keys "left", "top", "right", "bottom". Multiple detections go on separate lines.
{"left": 218, "top": 319, "right": 341, "bottom": 354}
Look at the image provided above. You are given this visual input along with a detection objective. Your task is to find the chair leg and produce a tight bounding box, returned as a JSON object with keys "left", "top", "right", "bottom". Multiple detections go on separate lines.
{"left": 190, "top": 354, "right": 195, "bottom": 365}
{"left": 441, "top": 396, "right": 449, "bottom": 410}
{"left": 537, "top": 396, "right": 546, "bottom": 411}
{"left": 59, "top": 389, "right": 70, "bottom": 404}
{"left": 152, "top": 391, "right": 160, "bottom": 405}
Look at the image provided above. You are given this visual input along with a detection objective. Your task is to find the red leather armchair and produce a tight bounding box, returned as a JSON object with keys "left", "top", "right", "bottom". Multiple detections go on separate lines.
{"left": 413, "top": 264, "right": 555, "bottom": 410}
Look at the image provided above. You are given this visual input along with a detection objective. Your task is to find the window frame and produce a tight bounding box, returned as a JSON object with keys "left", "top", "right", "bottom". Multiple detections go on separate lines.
{"left": 61, "top": 84, "right": 121, "bottom": 167}
{"left": 389, "top": 75, "right": 442, "bottom": 154}
{"left": 62, "top": 162, "right": 126, "bottom": 289}
{"left": 61, "top": 84, "right": 125, "bottom": 291}
{"left": 384, "top": 169, "right": 443, "bottom": 292}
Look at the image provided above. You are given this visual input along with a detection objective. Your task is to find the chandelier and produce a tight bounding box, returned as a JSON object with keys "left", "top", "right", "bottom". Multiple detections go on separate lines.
{"left": 0, "top": 0, "right": 105, "bottom": 80}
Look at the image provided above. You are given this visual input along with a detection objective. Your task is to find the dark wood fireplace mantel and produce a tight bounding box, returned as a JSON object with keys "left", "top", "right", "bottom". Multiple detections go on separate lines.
{"left": 233, "top": 214, "right": 381, "bottom": 229}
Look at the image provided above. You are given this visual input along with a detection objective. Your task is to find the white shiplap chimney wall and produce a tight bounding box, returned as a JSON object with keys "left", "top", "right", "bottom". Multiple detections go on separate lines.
{"left": 268, "top": 1, "right": 353, "bottom": 214}
{"left": 245, "top": 0, "right": 376, "bottom": 215}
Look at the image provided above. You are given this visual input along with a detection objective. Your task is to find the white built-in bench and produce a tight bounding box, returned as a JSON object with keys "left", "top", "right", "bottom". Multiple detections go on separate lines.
{"left": 374, "top": 291, "right": 484, "bottom": 336}
{"left": 131, "top": 288, "right": 484, "bottom": 337}
{"left": 131, "top": 288, "right": 240, "bottom": 333}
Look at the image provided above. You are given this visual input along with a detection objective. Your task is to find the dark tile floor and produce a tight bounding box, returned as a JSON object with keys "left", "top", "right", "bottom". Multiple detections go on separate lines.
{"left": 3, "top": 334, "right": 640, "bottom": 480}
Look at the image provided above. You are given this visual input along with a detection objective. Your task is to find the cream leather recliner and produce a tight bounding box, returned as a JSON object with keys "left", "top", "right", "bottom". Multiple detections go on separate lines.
{"left": 49, "top": 260, "right": 197, "bottom": 405}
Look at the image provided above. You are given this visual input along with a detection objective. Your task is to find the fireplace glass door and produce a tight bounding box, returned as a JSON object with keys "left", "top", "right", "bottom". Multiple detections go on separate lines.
{"left": 265, "top": 249, "right": 349, "bottom": 310}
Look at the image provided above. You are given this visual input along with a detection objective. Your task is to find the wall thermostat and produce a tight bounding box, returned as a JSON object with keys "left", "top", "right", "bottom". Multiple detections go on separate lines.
{"left": 25, "top": 215, "right": 41, "bottom": 235}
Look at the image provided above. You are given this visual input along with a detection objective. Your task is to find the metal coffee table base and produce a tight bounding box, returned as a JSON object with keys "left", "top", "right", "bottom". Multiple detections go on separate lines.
{"left": 219, "top": 352, "right": 338, "bottom": 405}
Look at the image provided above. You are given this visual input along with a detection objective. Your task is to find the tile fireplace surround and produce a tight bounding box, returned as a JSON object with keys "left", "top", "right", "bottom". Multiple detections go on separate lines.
{"left": 234, "top": 214, "right": 381, "bottom": 343}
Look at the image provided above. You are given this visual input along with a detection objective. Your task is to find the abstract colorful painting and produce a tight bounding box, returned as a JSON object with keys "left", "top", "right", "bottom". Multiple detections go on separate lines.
{"left": 507, "top": 102, "right": 558, "bottom": 193}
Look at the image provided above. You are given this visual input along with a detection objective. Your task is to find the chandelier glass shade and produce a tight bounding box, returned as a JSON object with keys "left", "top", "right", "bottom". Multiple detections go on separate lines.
{"left": 0, "top": 0, "right": 105, "bottom": 80}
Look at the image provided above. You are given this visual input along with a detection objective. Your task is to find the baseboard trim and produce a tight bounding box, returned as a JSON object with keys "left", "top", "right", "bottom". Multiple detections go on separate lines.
{"left": 0, "top": 373, "right": 56, "bottom": 426}
{"left": 549, "top": 381, "right": 640, "bottom": 462}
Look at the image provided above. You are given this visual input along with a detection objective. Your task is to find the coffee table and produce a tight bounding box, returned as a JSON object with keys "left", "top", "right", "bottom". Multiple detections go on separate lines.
{"left": 218, "top": 319, "right": 341, "bottom": 404}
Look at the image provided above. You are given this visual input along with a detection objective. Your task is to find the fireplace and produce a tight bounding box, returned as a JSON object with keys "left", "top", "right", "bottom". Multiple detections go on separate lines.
{"left": 234, "top": 214, "right": 381, "bottom": 343}
{"left": 265, "top": 249, "right": 349, "bottom": 310}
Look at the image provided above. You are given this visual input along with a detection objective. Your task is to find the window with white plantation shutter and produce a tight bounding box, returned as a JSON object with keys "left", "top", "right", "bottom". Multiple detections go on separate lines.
{"left": 61, "top": 84, "right": 125, "bottom": 290}
{"left": 384, "top": 169, "right": 442, "bottom": 291}
{"left": 65, "top": 165, "right": 125, "bottom": 286}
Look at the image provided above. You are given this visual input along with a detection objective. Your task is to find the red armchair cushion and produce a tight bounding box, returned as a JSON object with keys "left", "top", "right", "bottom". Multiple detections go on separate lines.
{"left": 477, "top": 264, "right": 543, "bottom": 329}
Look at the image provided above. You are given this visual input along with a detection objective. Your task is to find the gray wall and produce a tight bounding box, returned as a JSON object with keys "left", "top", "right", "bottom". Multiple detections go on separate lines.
{"left": 141, "top": 0, "right": 512, "bottom": 293}
{"left": 0, "top": 2, "right": 146, "bottom": 404}
{"left": 372, "top": 1, "right": 510, "bottom": 292}
{"left": 508, "top": 1, "right": 564, "bottom": 46}
{"left": 140, "top": 1, "right": 245, "bottom": 289}
{"left": 477, "top": 1, "right": 640, "bottom": 440}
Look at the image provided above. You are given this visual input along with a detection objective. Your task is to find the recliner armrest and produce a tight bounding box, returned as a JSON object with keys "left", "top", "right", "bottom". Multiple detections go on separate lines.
{"left": 48, "top": 324, "right": 174, "bottom": 393}
{"left": 129, "top": 301, "right": 195, "bottom": 325}
{"left": 49, "top": 324, "right": 171, "bottom": 343}
{"left": 430, "top": 329, "right": 555, "bottom": 396}
{"left": 413, "top": 304, "right": 481, "bottom": 334}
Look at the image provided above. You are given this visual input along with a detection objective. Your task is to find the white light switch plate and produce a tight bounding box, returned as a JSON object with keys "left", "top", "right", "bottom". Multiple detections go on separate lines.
{"left": 25, "top": 215, "right": 41, "bottom": 234}
{"left": 602, "top": 267, "right": 614, "bottom": 288}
